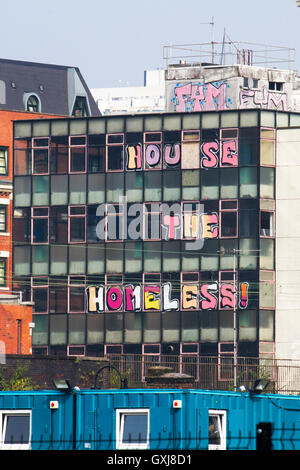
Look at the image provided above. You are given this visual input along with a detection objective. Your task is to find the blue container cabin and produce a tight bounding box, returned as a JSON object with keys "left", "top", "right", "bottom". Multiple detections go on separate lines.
{"left": 1, "top": 388, "right": 300, "bottom": 450}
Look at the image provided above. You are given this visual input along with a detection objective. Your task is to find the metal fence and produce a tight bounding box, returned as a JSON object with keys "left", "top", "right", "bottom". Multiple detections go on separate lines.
{"left": 99, "top": 354, "right": 300, "bottom": 395}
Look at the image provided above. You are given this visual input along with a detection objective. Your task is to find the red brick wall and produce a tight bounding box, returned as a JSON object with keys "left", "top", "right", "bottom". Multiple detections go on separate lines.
{"left": 0, "top": 303, "right": 33, "bottom": 354}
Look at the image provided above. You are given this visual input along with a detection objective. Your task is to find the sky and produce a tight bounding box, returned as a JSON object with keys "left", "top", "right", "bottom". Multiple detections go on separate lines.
{"left": 2, "top": 0, "right": 300, "bottom": 89}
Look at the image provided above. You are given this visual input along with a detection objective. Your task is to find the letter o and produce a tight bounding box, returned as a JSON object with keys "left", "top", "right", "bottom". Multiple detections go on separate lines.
{"left": 106, "top": 286, "right": 123, "bottom": 311}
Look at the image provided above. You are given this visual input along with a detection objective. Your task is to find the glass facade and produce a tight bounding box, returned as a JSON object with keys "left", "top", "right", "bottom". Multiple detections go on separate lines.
{"left": 13, "top": 111, "right": 276, "bottom": 357}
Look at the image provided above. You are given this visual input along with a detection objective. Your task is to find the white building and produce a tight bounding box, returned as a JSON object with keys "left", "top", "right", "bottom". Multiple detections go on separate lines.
{"left": 91, "top": 69, "right": 165, "bottom": 115}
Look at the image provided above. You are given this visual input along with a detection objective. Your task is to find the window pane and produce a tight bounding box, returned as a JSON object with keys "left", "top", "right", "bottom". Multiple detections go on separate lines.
{"left": 126, "top": 172, "right": 143, "bottom": 202}
{"left": 239, "top": 310, "right": 257, "bottom": 341}
{"left": 122, "top": 414, "right": 148, "bottom": 444}
{"left": 106, "top": 243, "right": 123, "bottom": 273}
{"left": 125, "top": 242, "right": 142, "bottom": 272}
{"left": 182, "top": 170, "right": 200, "bottom": 200}
{"left": 69, "top": 286, "right": 85, "bottom": 312}
{"left": 70, "top": 175, "right": 86, "bottom": 204}
{"left": 143, "top": 312, "right": 160, "bottom": 343}
{"left": 162, "top": 241, "right": 180, "bottom": 271}
{"left": 14, "top": 177, "right": 31, "bottom": 206}
{"left": 50, "top": 246, "right": 67, "bottom": 275}
{"left": 239, "top": 128, "right": 258, "bottom": 166}
{"left": 14, "top": 246, "right": 30, "bottom": 276}
{"left": 51, "top": 175, "right": 68, "bottom": 205}
{"left": 88, "top": 145, "right": 105, "bottom": 172}
{"left": 260, "top": 238, "right": 274, "bottom": 270}
{"left": 70, "top": 217, "right": 85, "bottom": 242}
{"left": 69, "top": 314, "right": 85, "bottom": 344}
{"left": 163, "top": 171, "right": 180, "bottom": 201}
{"left": 14, "top": 148, "right": 29, "bottom": 175}
{"left": 219, "top": 240, "right": 238, "bottom": 270}
{"left": 181, "top": 311, "right": 199, "bottom": 342}
{"left": 69, "top": 246, "right": 86, "bottom": 274}
{"left": 50, "top": 315, "right": 67, "bottom": 345}
{"left": 32, "top": 176, "right": 49, "bottom": 205}
{"left": 239, "top": 239, "right": 257, "bottom": 269}
{"left": 87, "top": 314, "right": 104, "bottom": 344}
{"left": 260, "top": 212, "right": 274, "bottom": 237}
{"left": 87, "top": 244, "right": 105, "bottom": 274}
{"left": 240, "top": 167, "right": 257, "bottom": 198}
{"left": 144, "top": 172, "right": 162, "bottom": 201}
{"left": 33, "top": 147, "right": 48, "bottom": 174}
{"left": 239, "top": 209, "right": 257, "bottom": 238}
{"left": 200, "top": 311, "right": 218, "bottom": 342}
{"left": 220, "top": 169, "right": 238, "bottom": 199}
{"left": 32, "top": 246, "right": 48, "bottom": 275}
{"left": 33, "top": 218, "right": 48, "bottom": 243}
{"left": 162, "top": 311, "right": 180, "bottom": 342}
{"left": 124, "top": 313, "right": 142, "bottom": 343}
{"left": 144, "top": 242, "right": 161, "bottom": 271}
{"left": 201, "top": 239, "right": 218, "bottom": 270}
{"left": 201, "top": 170, "right": 219, "bottom": 200}
{"left": 70, "top": 147, "right": 86, "bottom": 172}
{"left": 88, "top": 173, "right": 105, "bottom": 204}
{"left": 0, "top": 147, "right": 8, "bottom": 174}
{"left": 105, "top": 313, "right": 122, "bottom": 343}
{"left": 209, "top": 415, "right": 221, "bottom": 446}
{"left": 260, "top": 140, "right": 275, "bottom": 166}
{"left": 220, "top": 212, "right": 237, "bottom": 238}
{"left": 107, "top": 173, "right": 124, "bottom": 202}
{"left": 107, "top": 146, "right": 123, "bottom": 170}
{"left": 260, "top": 167, "right": 274, "bottom": 199}
{"left": 4, "top": 415, "right": 30, "bottom": 444}
{"left": 259, "top": 310, "right": 274, "bottom": 341}
{"left": 219, "top": 311, "right": 234, "bottom": 341}
{"left": 50, "top": 285, "right": 67, "bottom": 313}
{"left": 32, "top": 314, "right": 48, "bottom": 345}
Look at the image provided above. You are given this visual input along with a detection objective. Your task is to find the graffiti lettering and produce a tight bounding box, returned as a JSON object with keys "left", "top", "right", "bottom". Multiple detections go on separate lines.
{"left": 126, "top": 139, "right": 238, "bottom": 171}
{"left": 240, "top": 87, "right": 288, "bottom": 111}
{"left": 173, "top": 82, "right": 228, "bottom": 112}
{"left": 86, "top": 281, "right": 248, "bottom": 313}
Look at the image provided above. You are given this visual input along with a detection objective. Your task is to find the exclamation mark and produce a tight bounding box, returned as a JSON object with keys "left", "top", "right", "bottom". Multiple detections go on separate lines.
{"left": 239, "top": 282, "right": 249, "bottom": 309}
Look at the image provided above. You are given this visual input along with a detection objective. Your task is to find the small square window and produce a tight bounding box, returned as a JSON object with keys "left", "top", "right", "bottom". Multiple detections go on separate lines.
{"left": 116, "top": 409, "right": 149, "bottom": 449}
{"left": 0, "top": 411, "right": 31, "bottom": 450}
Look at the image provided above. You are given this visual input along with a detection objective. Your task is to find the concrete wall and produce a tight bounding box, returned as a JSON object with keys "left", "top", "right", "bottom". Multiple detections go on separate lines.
{"left": 276, "top": 128, "right": 300, "bottom": 360}
{"left": 165, "top": 65, "right": 297, "bottom": 113}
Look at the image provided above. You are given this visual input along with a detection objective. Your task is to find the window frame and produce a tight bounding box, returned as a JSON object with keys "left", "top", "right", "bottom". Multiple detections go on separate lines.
{"left": 106, "top": 133, "right": 124, "bottom": 172}
{"left": 0, "top": 410, "right": 31, "bottom": 450}
{"left": 116, "top": 408, "right": 150, "bottom": 450}
{"left": 219, "top": 199, "right": 238, "bottom": 239}
{"left": 0, "top": 206, "right": 7, "bottom": 232}
{"left": 68, "top": 205, "right": 86, "bottom": 244}
{"left": 0, "top": 147, "right": 8, "bottom": 175}
{"left": 144, "top": 132, "right": 162, "bottom": 170}
{"left": 69, "top": 135, "right": 87, "bottom": 174}
{"left": 0, "top": 258, "right": 6, "bottom": 286}
{"left": 32, "top": 137, "right": 50, "bottom": 175}
{"left": 208, "top": 409, "right": 227, "bottom": 450}
{"left": 31, "top": 207, "right": 49, "bottom": 245}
